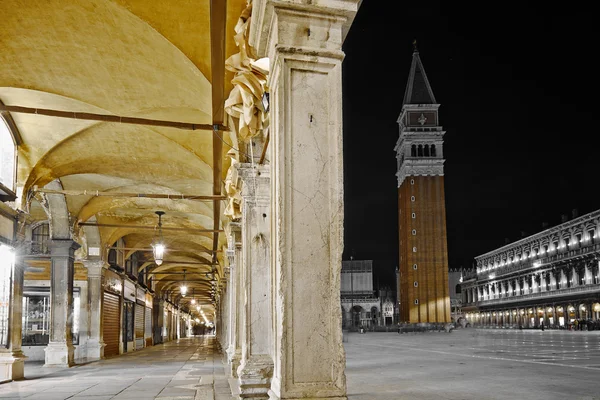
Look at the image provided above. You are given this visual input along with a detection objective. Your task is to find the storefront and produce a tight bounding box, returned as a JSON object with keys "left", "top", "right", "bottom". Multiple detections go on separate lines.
{"left": 102, "top": 268, "right": 122, "bottom": 358}
{"left": 20, "top": 261, "right": 88, "bottom": 362}
{"left": 0, "top": 210, "right": 18, "bottom": 382}
{"left": 123, "top": 279, "right": 136, "bottom": 352}
{"left": 134, "top": 286, "right": 145, "bottom": 350}
{"left": 144, "top": 292, "right": 153, "bottom": 347}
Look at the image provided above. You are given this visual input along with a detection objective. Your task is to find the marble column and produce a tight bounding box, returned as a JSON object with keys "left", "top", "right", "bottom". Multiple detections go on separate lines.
{"left": 236, "top": 164, "right": 273, "bottom": 399}
{"left": 248, "top": 2, "right": 360, "bottom": 398}
{"left": 156, "top": 299, "right": 165, "bottom": 344}
{"left": 0, "top": 252, "right": 26, "bottom": 382}
{"left": 226, "top": 222, "right": 242, "bottom": 377}
{"left": 233, "top": 223, "right": 243, "bottom": 376}
{"left": 45, "top": 239, "right": 80, "bottom": 367}
{"left": 83, "top": 259, "right": 106, "bottom": 360}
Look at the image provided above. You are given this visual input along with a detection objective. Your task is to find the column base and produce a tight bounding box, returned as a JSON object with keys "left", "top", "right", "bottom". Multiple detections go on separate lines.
{"left": 230, "top": 350, "right": 242, "bottom": 378}
{"left": 237, "top": 355, "right": 273, "bottom": 399}
{"left": 86, "top": 339, "right": 106, "bottom": 361}
{"left": 44, "top": 342, "right": 75, "bottom": 367}
{"left": 0, "top": 351, "right": 27, "bottom": 383}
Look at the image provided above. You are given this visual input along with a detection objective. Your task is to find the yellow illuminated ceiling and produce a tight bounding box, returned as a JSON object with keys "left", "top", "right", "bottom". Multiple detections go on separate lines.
{"left": 0, "top": 0, "right": 247, "bottom": 311}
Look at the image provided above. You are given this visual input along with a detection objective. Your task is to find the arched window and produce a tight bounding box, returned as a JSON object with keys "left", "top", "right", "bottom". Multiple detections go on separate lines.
{"left": 0, "top": 117, "right": 16, "bottom": 194}
{"left": 456, "top": 284, "right": 461, "bottom": 294}
{"left": 431, "top": 144, "right": 437, "bottom": 157}
{"left": 417, "top": 144, "right": 423, "bottom": 157}
{"left": 424, "top": 144, "right": 430, "bottom": 157}
{"left": 32, "top": 223, "right": 50, "bottom": 254}
{"left": 411, "top": 145, "right": 416, "bottom": 157}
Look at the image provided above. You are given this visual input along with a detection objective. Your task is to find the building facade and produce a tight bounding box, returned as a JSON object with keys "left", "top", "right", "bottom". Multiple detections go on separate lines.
{"left": 462, "top": 209, "right": 600, "bottom": 329}
{"left": 396, "top": 46, "right": 451, "bottom": 323}
{"left": 448, "top": 268, "right": 464, "bottom": 322}
{"left": 340, "top": 259, "right": 398, "bottom": 328}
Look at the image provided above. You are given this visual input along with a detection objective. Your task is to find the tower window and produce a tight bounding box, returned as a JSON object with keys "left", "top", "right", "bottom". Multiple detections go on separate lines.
{"left": 414, "top": 299, "right": 419, "bottom": 305}
{"left": 412, "top": 247, "right": 417, "bottom": 253}
{"left": 413, "top": 264, "right": 418, "bottom": 270}
{"left": 424, "top": 145, "right": 430, "bottom": 157}
{"left": 414, "top": 281, "right": 418, "bottom": 287}
{"left": 431, "top": 144, "right": 437, "bottom": 157}
{"left": 417, "top": 145, "right": 423, "bottom": 157}
{"left": 412, "top": 212, "right": 416, "bottom": 219}
{"left": 410, "top": 179, "right": 414, "bottom": 185}
{"left": 410, "top": 196, "right": 415, "bottom": 202}
{"left": 412, "top": 229, "right": 416, "bottom": 235}
{"left": 411, "top": 145, "right": 416, "bottom": 157}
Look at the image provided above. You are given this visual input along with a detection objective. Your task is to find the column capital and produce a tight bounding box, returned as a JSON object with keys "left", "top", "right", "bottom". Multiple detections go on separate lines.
{"left": 50, "top": 239, "right": 81, "bottom": 257}
{"left": 82, "top": 258, "right": 108, "bottom": 277}
{"left": 249, "top": 0, "right": 361, "bottom": 58}
{"left": 236, "top": 164, "right": 270, "bottom": 201}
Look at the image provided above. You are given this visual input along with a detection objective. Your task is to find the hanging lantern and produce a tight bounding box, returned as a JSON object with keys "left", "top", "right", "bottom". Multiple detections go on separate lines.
{"left": 181, "top": 269, "right": 187, "bottom": 296}
{"left": 152, "top": 211, "right": 166, "bottom": 266}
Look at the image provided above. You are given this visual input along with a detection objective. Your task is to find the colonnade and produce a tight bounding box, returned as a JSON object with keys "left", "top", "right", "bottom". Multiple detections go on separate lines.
{"left": 466, "top": 302, "right": 600, "bottom": 328}
{"left": 214, "top": 2, "right": 359, "bottom": 399}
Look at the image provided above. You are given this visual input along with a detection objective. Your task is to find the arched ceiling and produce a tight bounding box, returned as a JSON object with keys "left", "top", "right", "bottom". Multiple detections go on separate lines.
{"left": 0, "top": 0, "right": 246, "bottom": 318}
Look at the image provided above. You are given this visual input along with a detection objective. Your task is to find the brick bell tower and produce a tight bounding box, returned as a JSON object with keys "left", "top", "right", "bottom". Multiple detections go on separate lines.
{"left": 395, "top": 43, "right": 450, "bottom": 323}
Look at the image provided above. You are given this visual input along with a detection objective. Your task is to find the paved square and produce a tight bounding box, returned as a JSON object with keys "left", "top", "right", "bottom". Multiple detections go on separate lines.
{"left": 345, "top": 328, "right": 600, "bottom": 400}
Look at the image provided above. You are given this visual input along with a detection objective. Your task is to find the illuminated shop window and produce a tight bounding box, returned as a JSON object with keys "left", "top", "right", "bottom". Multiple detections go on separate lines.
{"left": 0, "top": 244, "right": 15, "bottom": 348}
{"left": 0, "top": 118, "right": 16, "bottom": 192}
{"left": 22, "top": 287, "right": 80, "bottom": 345}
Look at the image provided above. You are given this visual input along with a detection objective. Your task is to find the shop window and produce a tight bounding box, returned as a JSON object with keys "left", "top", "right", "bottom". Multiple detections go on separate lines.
{"left": 31, "top": 223, "right": 50, "bottom": 254}
{"left": 22, "top": 287, "right": 80, "bottom": 345}
{"left": 0, "top": 117, "right": 16, "bottom": 194}
{"left": 0, "top": 244, "right": 15, "bottom": 348}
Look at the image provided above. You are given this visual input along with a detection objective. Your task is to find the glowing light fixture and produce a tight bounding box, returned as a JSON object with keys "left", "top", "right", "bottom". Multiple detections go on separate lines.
{"left": 152, "top": 211, "right": 166, "bottom": 266}
{"left": 180, "top": 269, "right": 187, "bottom": 296}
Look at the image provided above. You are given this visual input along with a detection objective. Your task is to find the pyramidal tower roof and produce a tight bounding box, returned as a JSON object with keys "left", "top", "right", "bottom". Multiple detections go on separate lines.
{"left": 402, "top": 42, "right": 437, "bottom": 106}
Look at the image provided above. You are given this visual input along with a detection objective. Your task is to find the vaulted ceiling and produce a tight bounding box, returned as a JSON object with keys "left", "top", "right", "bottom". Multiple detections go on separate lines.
{"left": 0, "top": 0, "right": 247, "bottom": 316}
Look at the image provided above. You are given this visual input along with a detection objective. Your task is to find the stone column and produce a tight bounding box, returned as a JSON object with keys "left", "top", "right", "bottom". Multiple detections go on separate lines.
{"left": 226, "top": 222, "right": 242, "bottom": 376}
{"left": 232, "top": 223, "right": 243, "bottom": 377}
{"left": 236, "top": 164, "right": 273, "bottom": 399}
{"left": 155, "top": 298, "right": 165, "bottom": 344}
{"left": 83, "top": 259, "right": 106, "bottom": 360}
{"left": 45, "top": 239, "right": 80, "bottom": 367}
{"left": 247, "top": 2, "right": 360, "bottom": 398}
{"left": 0, "top": 255, "right": 26, "bottom": 382}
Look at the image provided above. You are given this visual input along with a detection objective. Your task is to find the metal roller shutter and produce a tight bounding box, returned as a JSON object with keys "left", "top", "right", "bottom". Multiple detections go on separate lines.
{"left": 103, "top": 292, "right": 120, "bottom": 357}
{"left": 135, "top": 304, "right": 144, "bottom": 350}
{"left": 144, "top": 307, "right": 152, "bottom": 347}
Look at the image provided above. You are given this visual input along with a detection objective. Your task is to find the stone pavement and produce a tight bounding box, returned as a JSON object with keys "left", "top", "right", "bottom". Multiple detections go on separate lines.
{"left": 345, "top": 328, "right": 600, "bottom": 400}
{"left": 0, "top": 336, "right": 233, "bottom": 400}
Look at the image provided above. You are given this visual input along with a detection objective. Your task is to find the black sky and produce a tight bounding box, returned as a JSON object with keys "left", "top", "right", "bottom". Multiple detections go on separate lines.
{"left": 341, "top": 1, "right": 600, "bottom": 288}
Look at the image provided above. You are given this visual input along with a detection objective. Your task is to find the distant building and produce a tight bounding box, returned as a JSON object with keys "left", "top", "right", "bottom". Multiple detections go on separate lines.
{"left": 341, "top": 259, "right": 398, "bottom": 328}
{"left": 462, "top": 208, "right": 600, "bottom": 328}
{"left": 395, "top": 45, "right": 450, "bottom": 323}
{"left": 448, "top": 268, "right": 465, "bottom": 321}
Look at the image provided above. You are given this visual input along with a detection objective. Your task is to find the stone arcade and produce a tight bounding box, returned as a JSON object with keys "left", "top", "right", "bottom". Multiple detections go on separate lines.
{"left": 0, "top": 1, "right": 362, "bottom": 399}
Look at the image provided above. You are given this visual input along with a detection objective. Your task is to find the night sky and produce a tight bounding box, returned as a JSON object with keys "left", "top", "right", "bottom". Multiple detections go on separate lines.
{"left": 341, "top": 2, "right": 600, "bottom": 288}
